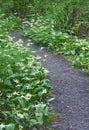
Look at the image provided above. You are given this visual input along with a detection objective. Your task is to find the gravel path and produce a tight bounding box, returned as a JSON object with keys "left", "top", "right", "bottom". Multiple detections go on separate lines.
{"left": 10, "top": 31, "right": 89, "bottom": 130}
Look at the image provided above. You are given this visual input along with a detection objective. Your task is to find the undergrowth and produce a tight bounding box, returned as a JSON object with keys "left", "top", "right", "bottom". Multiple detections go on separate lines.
{"left": 22, "top": 17, "right": 89, "bottom": 74}
{"left": 0, "top": 16, "right": 51, "bottom": 129}
{"left": 0, "top": 13, "right": 21, "bottom": 31}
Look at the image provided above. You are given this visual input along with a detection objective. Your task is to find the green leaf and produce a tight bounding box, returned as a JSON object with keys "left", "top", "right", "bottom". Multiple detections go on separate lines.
{"left": 44, "top": 106, "right": 49, "bottom": 116}
{"left": 4, "top": 79, "right": 12, "bottom": 85}
{"left": 6, "top": 124, "right": 15, "bottom": 130}
{"left": 35, "top": 113, "right": 43, "bottom": 125}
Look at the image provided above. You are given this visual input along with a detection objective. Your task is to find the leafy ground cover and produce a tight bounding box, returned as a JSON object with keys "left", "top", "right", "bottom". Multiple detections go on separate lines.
{"left": 22, "top": 18, "right": 89, "bottom": 74}
{"left": 0, "top": 13, "right": 21, "bottom": 31}
{"left": 0, "top": 16, "right": 51, "bottom": 130}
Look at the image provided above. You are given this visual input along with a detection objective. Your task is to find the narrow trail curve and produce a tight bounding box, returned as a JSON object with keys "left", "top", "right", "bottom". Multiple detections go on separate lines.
{"left": 10, "top": 31, "right": 89, "bottom": 130}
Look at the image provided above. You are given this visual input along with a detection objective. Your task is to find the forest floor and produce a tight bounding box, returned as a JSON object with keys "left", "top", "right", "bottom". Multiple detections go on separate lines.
{"left": 10, "top": 30, "right": 89, "bottom": 130}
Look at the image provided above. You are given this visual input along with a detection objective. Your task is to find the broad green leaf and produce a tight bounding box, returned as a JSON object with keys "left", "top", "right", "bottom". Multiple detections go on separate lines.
{"left": 6, "top": 124, "right": 15, "bottom": 130}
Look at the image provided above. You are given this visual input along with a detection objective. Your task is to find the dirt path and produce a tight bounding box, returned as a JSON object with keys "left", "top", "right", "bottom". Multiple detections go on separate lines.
{"left": 10, "top": 31, "right": 89, "bottom": 130}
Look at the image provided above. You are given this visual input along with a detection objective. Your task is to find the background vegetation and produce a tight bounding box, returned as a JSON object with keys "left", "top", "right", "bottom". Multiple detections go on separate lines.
{"left": 0, "top": 0, "right": 89, "bottom": 36}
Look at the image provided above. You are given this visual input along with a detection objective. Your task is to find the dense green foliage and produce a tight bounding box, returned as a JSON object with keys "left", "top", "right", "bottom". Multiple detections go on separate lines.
{"left": 0, "top": 13, "right": 21, "bottom": 31}
{"left": 0, "top": 15, "right": 51, "bottom": 130}
{"left": 0, "top": 0, "right": 89, "bottom": 36}
{"left": 23, "top": 18, "right": 89, "bottom": 74}
{"left": 0, "top": 0, "right": 89, "bottom": 129}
